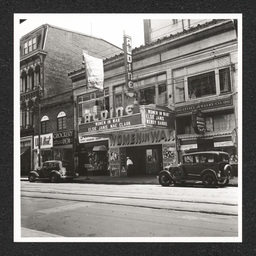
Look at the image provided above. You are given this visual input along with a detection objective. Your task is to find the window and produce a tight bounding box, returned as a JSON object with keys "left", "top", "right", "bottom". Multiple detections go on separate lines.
{"left": 23, "top": 37, "right": 37, "bottom": 55}
{"left": 174, "top": 78, "right": 185, "bottom": 102}
{"left": 188, "top": 71, "right": 216, "bottom": 99}
{"left": 57, "top": 112, "right": 67, "bottom": 131}
{"left": 219, "top": 68, "right": 231, "bottom": 93}
{"left": 213, "top": 113, "right": 235, "bottom": 131}
{"left": 41, "top": 116, "right": 49, "bottom": 134}
{"left": 183, "top": 155, "right": 193, "bottom": 163}
{"left": 114, "top": 85, "right": 123, "bottom": 108}
{"left": 24, "top": 42, "right": 28, "bottom": 54}
{"left": 158, "top": 84, "right": 167, "bottom": 105}
{"left": 139, "top": 86, "right": 155, "bottom": 105}
{"left": 78, "top": 90, "right": 110, "bottom": 121}
{"left": 177, "top": 117, "right": 193, "bottom": 135}
{"left": 28, "top": 39, "right": 32, "bottom": 52}
{"left": 41, "top": 121, "right": 48, "bottom": 134}
{"left": 32, "top": 37, "right": 37, "bottom": 50}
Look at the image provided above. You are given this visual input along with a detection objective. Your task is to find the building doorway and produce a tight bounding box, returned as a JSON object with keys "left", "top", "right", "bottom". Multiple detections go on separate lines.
{"left": 126, "top": 145, "right": 162, "bottom": 176}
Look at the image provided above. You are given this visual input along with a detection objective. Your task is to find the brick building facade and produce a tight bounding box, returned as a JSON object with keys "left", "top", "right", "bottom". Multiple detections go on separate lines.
{"left": 20, "top": 24, "right": 122, "bottom": 174}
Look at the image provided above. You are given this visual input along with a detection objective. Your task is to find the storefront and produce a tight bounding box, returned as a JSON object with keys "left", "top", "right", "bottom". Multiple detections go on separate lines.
{"left": 77, "top": 136, "right": 109, "bottom": 176}
{"left": 176, "top": 96, "right": 238, "bottom": 165}
{"left": 20, "top": 136, "right": 33, "bottom": 175}
{"left": 78, "top": 105, "right": 175, "bottom": 176}
{"left": 52, "top": 129, "right": 74, "bottom": 166}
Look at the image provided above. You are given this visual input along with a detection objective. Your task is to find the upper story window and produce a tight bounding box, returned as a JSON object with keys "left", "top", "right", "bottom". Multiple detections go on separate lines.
{"left": 219, "top": 68, "right": 231, "bottom": 93}
{"left": 41, "top": 116, "right": 49, "bottom": 134}
{"left": 57, "top": 112, "right": 67, "bottom": 131}
{"left": 188, "top": 71, "right": 216, "bottom": 99}
{"left": 174, "top": 57, "right": 232, "bottom": 103}
{"left": 24, "top": 42, "right": 28, "bottom": 54}
{"left": 23, "top": 37, "right": 37, "bottom": 55}
{"left": 78, "top": 89, "right": 109, "bottom": 120}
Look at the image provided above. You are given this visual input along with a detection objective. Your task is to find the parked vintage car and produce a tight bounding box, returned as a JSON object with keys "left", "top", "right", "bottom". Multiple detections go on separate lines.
{"left": 28, "top": 160, "right": 79, "bottom": 183}
{"left": 158, "top": 151, "right": 232, "bottom": 188}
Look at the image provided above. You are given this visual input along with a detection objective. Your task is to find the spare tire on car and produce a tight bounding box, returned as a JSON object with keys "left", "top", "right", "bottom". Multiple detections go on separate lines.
{"left": 170, "top": 166, "right": 185, "bottom": 181}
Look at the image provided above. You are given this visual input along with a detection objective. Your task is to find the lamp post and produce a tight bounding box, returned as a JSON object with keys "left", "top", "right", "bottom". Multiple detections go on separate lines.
{"left": 37, "top": 84, "right": 43, "bottom": 167}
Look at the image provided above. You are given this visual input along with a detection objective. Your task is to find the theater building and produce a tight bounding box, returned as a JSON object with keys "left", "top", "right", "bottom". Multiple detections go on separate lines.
{"left": 69, "top": 19, "right": 238, "bottom": 177}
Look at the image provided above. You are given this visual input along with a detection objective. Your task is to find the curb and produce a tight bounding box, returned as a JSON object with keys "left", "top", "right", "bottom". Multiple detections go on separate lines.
{"left": 21, "top": 177, "right": 238, "bottom": 186}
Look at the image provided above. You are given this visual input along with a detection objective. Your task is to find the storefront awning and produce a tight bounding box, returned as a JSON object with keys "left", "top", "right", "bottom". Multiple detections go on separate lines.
{"left": 92, "top": 145, "right": 107, "bottom": 151}
{"left": 20, "top": 146, "right": 30, "bottom": 156}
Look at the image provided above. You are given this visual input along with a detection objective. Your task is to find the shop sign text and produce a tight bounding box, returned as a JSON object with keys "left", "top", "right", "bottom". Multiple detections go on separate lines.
{"left": 175, "top": 96, "right": 233, "bottom": 114}
{"left": 79, "top": 113, "right": 142, "bottom": 134}
{"left": 34, "top": 133, "right": 53, "bottom": 149}
{"left": 53, "top": 130, "right": 74, "bottom": 146}
{"left": 145, "top": 108, "right": 171, "bottom": 127}
{"left": 110, "top": 129, "right": 175, "bottom": 147}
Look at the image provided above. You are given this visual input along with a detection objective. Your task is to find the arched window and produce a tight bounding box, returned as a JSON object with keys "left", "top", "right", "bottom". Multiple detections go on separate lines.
{"left": 28, "top": 68, "right": 34, "bottom": 91}
{"left": 35, "top": 65, "right": 41, "bottom": 88}
{"left": 21, "top": 70, "right": 27, "bottom": 92}
{"left": 41, "top": 115, "right": 49, "bottom": 134}
{"left": 57, "top": 112, "right": 67, "bottom": 131}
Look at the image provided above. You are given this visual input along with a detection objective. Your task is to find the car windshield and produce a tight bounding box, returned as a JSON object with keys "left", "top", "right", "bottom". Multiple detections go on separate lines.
{"left": 219, "top": 154, "right": 229, "bottom": 162}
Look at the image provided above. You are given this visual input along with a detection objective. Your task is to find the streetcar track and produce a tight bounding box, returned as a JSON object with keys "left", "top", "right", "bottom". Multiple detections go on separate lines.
{"left": 21, "top": 194, "right": 238, "bottom": 217}
{"left": 21, "top": 189, "right": 238, "bottom": 207}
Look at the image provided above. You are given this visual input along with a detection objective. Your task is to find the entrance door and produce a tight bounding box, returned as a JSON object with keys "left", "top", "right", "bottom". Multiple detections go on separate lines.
{"left": 145, "top": 147, "right": 162, "bottom": 175}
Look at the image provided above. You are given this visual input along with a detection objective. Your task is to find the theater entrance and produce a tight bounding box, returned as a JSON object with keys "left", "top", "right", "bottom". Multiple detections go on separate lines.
{"left": 126, "top": 145, "right": 162, "bottom": 176}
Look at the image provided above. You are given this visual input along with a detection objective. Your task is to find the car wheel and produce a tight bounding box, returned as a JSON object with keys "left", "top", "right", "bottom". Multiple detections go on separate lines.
{"left": 170, "top": 167, "right": 184, "bottom": 181}
{"left": 50, "top": 173, "right": 59, "bottom": 183}
{"left": 159, "top": 173, "right": 173, "bottom": 187}
{"left": 202, "top": 173, "right": 217, "bottom": 188}
{"left": 28, "top": 173, "right": 36, "bottom": 182}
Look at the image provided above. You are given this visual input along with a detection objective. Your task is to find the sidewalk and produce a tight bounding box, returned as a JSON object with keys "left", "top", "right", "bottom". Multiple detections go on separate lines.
{"left": 21, "top": 227, "right": 61, "bottom": 237}
{"left": 21, "top": 175, "right": 238, "bottom": 186}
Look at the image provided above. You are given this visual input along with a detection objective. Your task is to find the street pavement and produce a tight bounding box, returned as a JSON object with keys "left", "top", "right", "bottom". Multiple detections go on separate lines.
{"left": 19, "top": 180, "right": 239, "bottom": 239}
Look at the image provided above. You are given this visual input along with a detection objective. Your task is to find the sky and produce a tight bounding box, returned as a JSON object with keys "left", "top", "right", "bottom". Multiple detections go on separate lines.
{"left": 16, "top": 14, "right": 147, "bottom": 49}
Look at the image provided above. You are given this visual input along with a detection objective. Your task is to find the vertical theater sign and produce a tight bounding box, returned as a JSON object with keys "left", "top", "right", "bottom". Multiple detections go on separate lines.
{"left": 123, "top": 34, "right": 134, "bottom": 97}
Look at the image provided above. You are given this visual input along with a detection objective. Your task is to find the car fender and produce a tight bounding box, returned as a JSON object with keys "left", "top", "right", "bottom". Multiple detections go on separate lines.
{"left": 201, "top": 169, "right": 217, "bottom": 179}
{"left": 29, "top": 171, "right": 39, "bottom": 177}
{"left": 159, "top": 169, "right": 172, "bottom": 178}
{"left": 50, "top": 170, "right": 61, "bottom": 176}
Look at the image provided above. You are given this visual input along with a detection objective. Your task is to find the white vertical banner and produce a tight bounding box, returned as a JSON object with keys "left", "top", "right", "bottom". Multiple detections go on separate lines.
{"left": 83, "top": 50, "right": 104, "bottom": 90}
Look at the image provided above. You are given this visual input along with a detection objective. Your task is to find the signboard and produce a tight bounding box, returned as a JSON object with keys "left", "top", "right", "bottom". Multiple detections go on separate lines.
{"left": 79, "top": 113, "right": 142, "bottom": 134}
{"left": 214, "top": 141, "right": 234, "bottom": 147}
{"left": 34, "top": 133, "right": 53, "bottom": 149}
{"left": 192, "top": 109, "right": 206, "bottom": 134}
{"left": 53, "top": 130, "right": 74, "bottom": 146}
{"left": 83, "top": 50, "right": 104, "bottom": 90}
{"left": 145, "top": 108, "right": 173, "bottom": 128}
{"left": 109, "top": 129, "right": 175, "bottom": 147}
{"left": 79, "top": 136, "right": 108, "bottom": 144}
{"left": 175, "top": 96, "right": 233, "bottom": 114}
{"left": 123, "top": 35, "right": 134, "bottom": 96}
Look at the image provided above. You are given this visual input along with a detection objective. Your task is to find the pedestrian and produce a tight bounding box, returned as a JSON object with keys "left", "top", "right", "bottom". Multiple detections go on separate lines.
{"left": 126, "top": 156, "right": 133, "bottom": 176}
